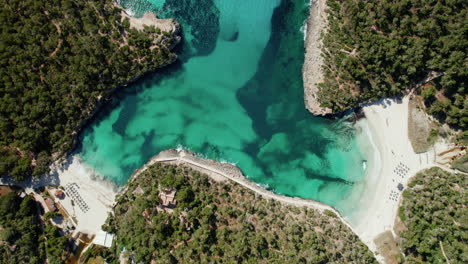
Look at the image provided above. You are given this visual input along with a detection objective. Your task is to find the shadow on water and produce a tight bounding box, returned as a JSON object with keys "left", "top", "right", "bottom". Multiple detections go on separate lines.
{"left": 74, "top": 0, "right": 368, "bottom": 205}
{"left": 76, "top": 59, "right": 185, "bottom": 150}
{"left": 119, "top": 0, "right": 221, "bottom": 59}
{"left": 78, "top": 0, "right": 222, "bottom": 146}
{"left": 236, "top": 0, "right": 342, "bottom": 181}
{"left": 162, "top": 0, "right": 221, "bottom": 57}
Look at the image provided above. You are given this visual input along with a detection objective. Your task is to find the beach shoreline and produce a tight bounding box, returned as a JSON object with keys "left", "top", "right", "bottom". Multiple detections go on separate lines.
{"left": 338, "top": 117, "right": 382, "bottom": 221}
{"left": 300, "top": 0, "right": 454, "bottom": 258}
{"left": 49, "top": 155, "right": 118, "bottom": 235}
{"left": 348, "top": 96, "right": 451, "bottom": 257}
{"left": 4, "top": 95, "right": 448, "bottom": 262}
{"left": 0, "top": 155, "right": 119, "bottom": 236}
{"left": 2, "top": 95, "right": 450, "bottom": 261}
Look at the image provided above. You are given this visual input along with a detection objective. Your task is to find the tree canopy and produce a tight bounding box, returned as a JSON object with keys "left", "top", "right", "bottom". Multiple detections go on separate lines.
{"left": 0, "top": 191, "right": 70, "bottom": 263}
{"left": 96, "top": 163, "right": 377, "bottom": 264}
{"left": 319, "top": 0, "right": 467, "bottom": 129}
{"left": 0, "top": 0, "right": 178, "bottom": 181}
{"left": 0, "top": 192, "right": 43, "bottom": 263}
{"left": 397, "top": 167, "right": 467, "bottom": 263}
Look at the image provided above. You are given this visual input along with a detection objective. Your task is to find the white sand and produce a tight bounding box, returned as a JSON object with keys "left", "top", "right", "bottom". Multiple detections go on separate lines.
{"left": 3, "top": 95, "right": 452, "bottom": 258}
{"left": 338, "top": 118, "right": 382, "bottom": 222}
{"left": 0, "top": 155, "right": 118, "bottom": 235}
{"left": 50, "top": 156, "right": 118, "bottom": 235}
{"left": 349, "top": 96, "right": 450, "bottom": 254}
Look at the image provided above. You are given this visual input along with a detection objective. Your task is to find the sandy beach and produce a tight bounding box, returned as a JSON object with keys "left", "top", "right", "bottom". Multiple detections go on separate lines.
{"left": 2, "top": 96, "right": 449, "bottom": 261}
{"left": 348, "top": 96, "right": 450, "bottom": 255}
{"left": 0, "top": 155, "right": 118, "bottom": 236}
{"left": 49, "top": 156, "right": 118, "bottom": 235}
{"left": 301, "top": 0, "right": 455, "bottom": 259}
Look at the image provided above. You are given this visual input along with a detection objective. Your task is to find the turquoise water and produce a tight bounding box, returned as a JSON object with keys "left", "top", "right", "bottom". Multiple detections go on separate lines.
{"left": 81, "top": 0, "right": 372, "bottom": 211}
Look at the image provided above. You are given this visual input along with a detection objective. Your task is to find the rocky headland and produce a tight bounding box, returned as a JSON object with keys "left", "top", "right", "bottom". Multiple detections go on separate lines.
{"left": 121, "top": 10, "right": 181, "bottom": 48}
{"left": 66, "top": 9, "right": 181, "bottom": 160}
{"left": 126, "top": 148, "right": 343, "bottom": 214}
{"left": 302, "top": 0, "right": 332, "bottom": 116}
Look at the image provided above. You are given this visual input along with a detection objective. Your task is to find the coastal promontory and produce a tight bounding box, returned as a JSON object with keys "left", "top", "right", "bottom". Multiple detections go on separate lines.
{"left": 0, "top": 0, "right": 180, "bottom": 181}
{"left": 303, "top": 0, "right": 466, "bottom": 130}
{"left": 91, "top": 159, "right": 376, "bottom": 263}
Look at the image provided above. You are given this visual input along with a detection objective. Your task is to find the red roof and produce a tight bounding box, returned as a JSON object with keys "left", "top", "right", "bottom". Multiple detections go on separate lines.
{"left": 55, "top": 190, "right": 64, "bottom": 197}
{"left": 45, "top": 198, "right": 57, "bottom": 211}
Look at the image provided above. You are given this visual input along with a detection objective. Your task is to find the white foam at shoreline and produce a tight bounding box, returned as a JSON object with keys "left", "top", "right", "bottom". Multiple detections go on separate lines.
{"left": 301, "top": 1, "right": 314, "bottom": 42}
{"left": 345, "top": 96, "right": 452, "bottom": 259}
{"left": 50, "top": 155, "right": 118, "bottom": 235}
{"left": 300, "top": 21, "right": 307, "bottom": 41}
{"left": 341, "top": 118, "right": 383, "bottom": 226}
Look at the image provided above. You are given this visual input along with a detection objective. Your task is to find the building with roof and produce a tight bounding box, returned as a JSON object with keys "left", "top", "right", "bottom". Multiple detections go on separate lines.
{"left": 55, "top": 189, "right": 64, "bottom": 199}
{"left": 93, "top": 230, "right": 115, "bottom": 248}
{"left": 45, "top": 197, "right": 57, "bottom": 211}
{"left": 159, "top": 189, "right": 177, "bottom": 208}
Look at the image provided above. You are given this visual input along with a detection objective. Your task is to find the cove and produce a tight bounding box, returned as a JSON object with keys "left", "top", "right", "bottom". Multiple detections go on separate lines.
{"left": 79, "top": 0, "right": 375, "bottom": 214}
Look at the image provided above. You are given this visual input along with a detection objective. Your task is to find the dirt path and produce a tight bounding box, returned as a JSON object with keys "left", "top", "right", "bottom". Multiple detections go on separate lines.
{"left": 142, "top": 149, "right": 335, "bottom": 212}
{"left": 134, "top": 149, "right": 363, "bottom": 252}
{"left": 440, "top": 241, "right": 451, "bottom": 264}
{"left": 49, "top": 22, "right": 63, "bottom": 57}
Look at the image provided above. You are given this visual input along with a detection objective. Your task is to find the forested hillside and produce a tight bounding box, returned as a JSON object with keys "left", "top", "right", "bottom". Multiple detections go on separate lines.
{"left": 0, "top": 0, "right": 178, "bottom": 181}
{"left": 0, "top": 192, "right": 43, "bottom": 263}
{"left": 94, "top": 163, "right": 377, "bottom": 263}
{"left": 318, "top": 0, "right": 466, "bottom": 129}
{"left": 0, "top": 191, "right": 69, "bottom": 264}
{"left": 397, "top": 167, "right": 467, "bottom": 263}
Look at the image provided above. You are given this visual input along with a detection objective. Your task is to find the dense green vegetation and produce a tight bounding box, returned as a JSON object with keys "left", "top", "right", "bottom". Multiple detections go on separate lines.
{"left": 319, "top": 0, "right": 467, "bottom": 129}
{"left": 0, "top": 0, "right": 178, "bottom": 181}
{"left": 451, "top": 154, "right": 468, "bottom": 173}
{"left": 0, "top": 192, "right": 43, "bottom": 263}
{"left": 99, "top": 163, "right": 376, "bottom": 263}
{"left": 44, "top": 223, "right": 69, "bottom": 264}
{"left": 81, "top": 245, "right": 112, "bottom": 264}
{"left": 0, "top": 191, "right": 71, "bottom": 264}
{"left": 398, "top": 167, "right": 467, "bottom": 263}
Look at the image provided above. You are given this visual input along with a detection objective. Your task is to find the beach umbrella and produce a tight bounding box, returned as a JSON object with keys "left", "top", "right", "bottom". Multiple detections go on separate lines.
{"left": 397, "top": 183, "right": 404, "bottom": 191}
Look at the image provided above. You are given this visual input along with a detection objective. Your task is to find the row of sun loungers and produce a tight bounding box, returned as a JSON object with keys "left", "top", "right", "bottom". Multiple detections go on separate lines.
{"left": 393, "top": 162, "right": 409, "bottom": 178}
{"left": 65, "top": 183, "right": 89, "bottom": 213}
{"left": 388, "top": 190, "right": 399, "bottom": 202}
{"left": 389, "top": 162, "right": 411, "bottom": 203}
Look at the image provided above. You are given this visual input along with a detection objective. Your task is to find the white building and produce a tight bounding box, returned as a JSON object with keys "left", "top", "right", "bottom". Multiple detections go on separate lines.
{"left": 93, "top": 230, "right": 115, "bottom": 248}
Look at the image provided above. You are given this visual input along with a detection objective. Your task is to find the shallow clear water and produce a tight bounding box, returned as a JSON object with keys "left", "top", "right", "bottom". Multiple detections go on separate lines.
{"left": 81, "top": 0, "right": 373, "bottom": 211}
